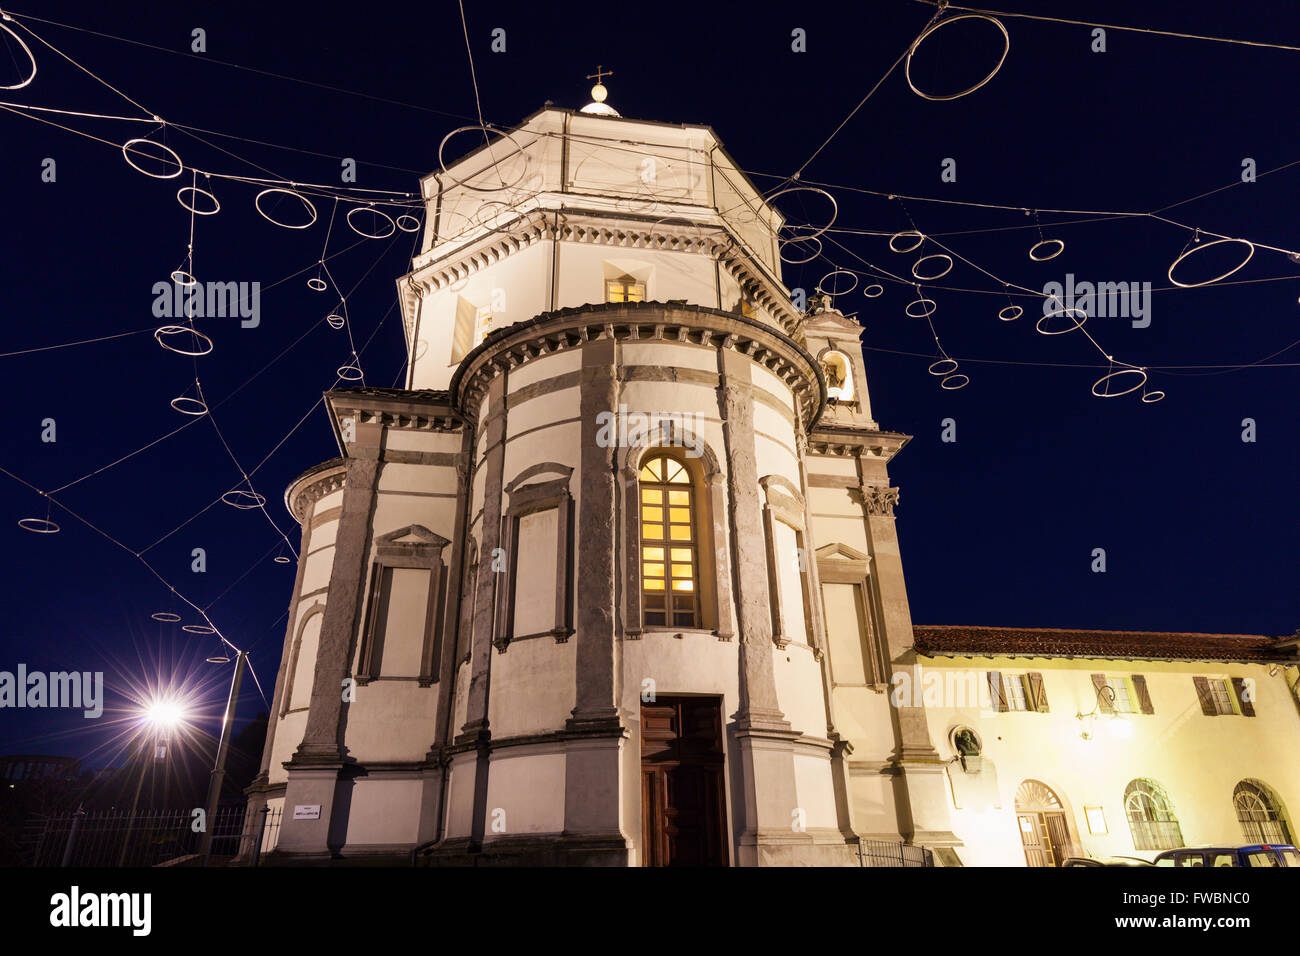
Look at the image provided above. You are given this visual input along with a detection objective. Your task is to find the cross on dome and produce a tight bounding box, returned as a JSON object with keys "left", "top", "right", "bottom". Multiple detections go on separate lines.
{"left": 580, "top": 65, "right": 620, "bottom": 116}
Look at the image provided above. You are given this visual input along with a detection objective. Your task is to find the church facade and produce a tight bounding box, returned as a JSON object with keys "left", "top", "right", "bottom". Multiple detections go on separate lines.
{"left": 244, "top": 94, "right": 1300, "bottom": 866}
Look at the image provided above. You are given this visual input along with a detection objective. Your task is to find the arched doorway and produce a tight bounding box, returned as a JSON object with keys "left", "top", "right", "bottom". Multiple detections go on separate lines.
{"left": 1016, "top": 780, "right": 1074, "bottom": 867}
{"left": 1233, "top": 780, "right": 1294, "bottom": 845}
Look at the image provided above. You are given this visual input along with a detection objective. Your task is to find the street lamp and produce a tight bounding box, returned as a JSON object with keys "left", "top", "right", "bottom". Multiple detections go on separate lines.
{"left": 199, "top": 647, "right": 247, "bottom": 866}
{"left": 118, "top": 693, "right": 189, "bottom": 866}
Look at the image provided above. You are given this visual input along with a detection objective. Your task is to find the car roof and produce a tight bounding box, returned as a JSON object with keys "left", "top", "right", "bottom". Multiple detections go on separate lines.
{"left": 1158, "top": 844, "right": 1298, "bottom": 852}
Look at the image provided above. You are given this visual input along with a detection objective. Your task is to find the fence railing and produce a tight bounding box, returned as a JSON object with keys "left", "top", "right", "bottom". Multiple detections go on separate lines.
{"left": 859, "top": 839, "right": 934, "bottom": 867}
{"left": 17, "top": 805, "right": 282, "bottom": 867}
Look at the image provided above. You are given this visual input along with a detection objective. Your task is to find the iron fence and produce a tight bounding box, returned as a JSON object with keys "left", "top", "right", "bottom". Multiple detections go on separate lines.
{"left": 859, "top": 839, "right": 934, "bottom": 867}
{"left": 17, "top": 805, "right": 282, "bottom": 867}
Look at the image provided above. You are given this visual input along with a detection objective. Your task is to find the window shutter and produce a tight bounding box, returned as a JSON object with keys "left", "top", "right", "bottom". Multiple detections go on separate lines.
{"left": 1091, "top": 673, "right": 1113, "bottom": 714}
{"left": 1131, "top": 674, "right": 1155, "bottom": 714}
{"left": 987, "top": 671, "right": 1008, "bottom": 712}
{"left": 1026, "top": 672, "right": 1049, "bottom": 712}
{"left": 1192, "top": 676, "right": 1217, "bottom": 715}
{"left": 1231, "top": 677, "right": 1256, "bottom": 717}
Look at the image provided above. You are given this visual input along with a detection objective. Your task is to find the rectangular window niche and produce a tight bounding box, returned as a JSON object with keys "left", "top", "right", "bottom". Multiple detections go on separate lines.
{"left": 357, "top": 525, "right": 450, "bottom": 686}
{"left": 494, "top": 473, "right": 574, "bottom": 652}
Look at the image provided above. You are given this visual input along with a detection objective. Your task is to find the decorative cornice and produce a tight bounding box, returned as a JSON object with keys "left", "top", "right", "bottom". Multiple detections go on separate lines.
{"left": 286, "top": 460, "right": 347, "bottom": 523}
{"left": 449, "top": 301, "right": 827, "bottom": 431}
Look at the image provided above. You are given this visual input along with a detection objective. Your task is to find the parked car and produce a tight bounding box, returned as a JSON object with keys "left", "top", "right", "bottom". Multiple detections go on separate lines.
{"left": 1062, "top": 856, "right": 1154, "bottom": 867}
{"left": 1152, "top": 845, "right": 1300, "bottom": 867}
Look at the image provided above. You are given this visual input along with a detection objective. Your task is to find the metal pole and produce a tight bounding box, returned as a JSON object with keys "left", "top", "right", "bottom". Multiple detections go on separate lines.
{"left": 117, "top": 738, "right": 150, "bottom": 867}
{"left": 61, "top": 805, "right": 86, "bottom": 867}
{"left": 200, "top": 649, "right": 247, "bottom": 866}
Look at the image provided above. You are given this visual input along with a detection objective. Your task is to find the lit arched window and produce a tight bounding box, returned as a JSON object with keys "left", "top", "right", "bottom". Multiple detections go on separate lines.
{"left": 820, "top": 351, "right": 854, "bottom": 402}
{"left": 1234, "top": 780, "right": 1294, "bottom": 845}
{"left": 639, "top": 454, "right": 699, "bottom": 627}
{"left": 1125, "top": 779, "right": 1184, "bottom": 850}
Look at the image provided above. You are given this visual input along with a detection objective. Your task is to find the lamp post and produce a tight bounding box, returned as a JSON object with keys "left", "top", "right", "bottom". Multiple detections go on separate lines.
{"left": 117, "top": 698, "right": 184, "bottom": 866}
{"left": 199, "top": 648, "right": 247, "bottom": 866}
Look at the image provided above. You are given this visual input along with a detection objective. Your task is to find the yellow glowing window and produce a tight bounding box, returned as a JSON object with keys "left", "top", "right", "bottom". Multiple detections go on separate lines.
{"left": 606, "top": 277, "right": 646, "bottom": 304}
{"left": 639, "top": 454, "right": 699, "bottom": 627}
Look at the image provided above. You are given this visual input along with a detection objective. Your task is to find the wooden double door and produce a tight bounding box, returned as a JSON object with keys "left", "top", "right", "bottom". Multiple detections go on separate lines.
{"left": 1018, "top": 811, "right": 1072, "bottom": 867}
{"left": 640, "top": 696, "right": 728, "bottom": 866}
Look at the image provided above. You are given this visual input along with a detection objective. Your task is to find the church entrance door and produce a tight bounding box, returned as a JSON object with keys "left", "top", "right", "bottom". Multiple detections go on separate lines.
{"left": 640, "top": 696, "right": 727, "bottom": 866}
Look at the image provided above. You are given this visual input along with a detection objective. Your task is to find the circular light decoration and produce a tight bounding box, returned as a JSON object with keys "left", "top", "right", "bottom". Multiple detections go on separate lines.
{"left": 346, "top": 205, "right": 396, "bottom": 239}
{"left": 817, "top": 269, "right": 859, "bottom": 296}
{"left": 170, "top": 269, "right": 197, "bottom": 288}
{"left": 176, "top": 185, "right": 220, "bottom": 216}
{"left": 438, "top": 125, "right": 529, "bottom": 193}
{"left": 326, "top": 313, "right": 345, "bottom": 329}
{"left": 169, "top": 395, "right": 207, "bottom": 416}
{"left": 395, "top": 214, "right": 421, "bottom": 233}
{"left": 778, "top": 234, "right": 822, "bottom": 265}
{"left": 1166, "top": 237, "right": 1254, "bottom": 288}
{"left": 18, "top": 517, "right": 59, "bottom": 534}
{"left": 254, "top": 187, "right": 318, "bottom": 230}
{"left": 0, "top": 22, "right": 37, "bottom": 90}
{"left": 182, "top": 624, "right": 216, "bottom": 635}
{"left": 306, "top": 276, "right": 328, "bottom": 292}
{"left": 767, "top": 185, "right": 838, "bottom": 243}
{"left": 998, "top": 304, "right": 1023, "bottom": 321}
{"left": 1092, "top": 367, "right": 1147, "bottom": 398}
{"left": 413, "top": 339, "right": 429, "bottom": 360}
{"left": 122, "top": 137, "right": 184, "bottom": 180}
{"left": 905, "top": 14, "right": 1010, "bottom": 102}
{"left": 928, "top": 358, "right": 959, "bottom": 376}
{"left": 912, "top": 253, "right": 953, "bottom": 281}
{"left": 207, "top": 649, "right": 232, "bottom": 664}
{"left": 888, "top": 230, "right": 925, "bottom": 254}
{"left": 337, "top": 362, "right": 364, "bottom": 381}
{"left": 941, "top": 373, "right": 970, "bottom": 390}
{"left": 1141, "top": 389, "right": 1166, "bottom": 404}
{"left": 273, "top": 555, "right": 292, "bottom": 564}
{"left": 1035, "top": 307, "right": 1087, "bottom": 336}
{"left": 154, "top": 325, "right": 214, "bottom": 356}
{"left": 151, "top": 612, "right": 182, "bottom": 622}
{"left": 1029, "top": 238, "right": 1065, "bottom": 261}
{"left": 863, "top": 284, "right": 884, "bottom": 299}
{"left": 221, "top": 490, "right": 266, "bottom": 510}
{"left": 905, "top": 297, "right": 937, "bottom": 318}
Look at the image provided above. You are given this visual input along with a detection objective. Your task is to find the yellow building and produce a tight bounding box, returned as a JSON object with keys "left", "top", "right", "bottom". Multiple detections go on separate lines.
{"left": 904, "top": 626, "right": 1300, "bottom": 865}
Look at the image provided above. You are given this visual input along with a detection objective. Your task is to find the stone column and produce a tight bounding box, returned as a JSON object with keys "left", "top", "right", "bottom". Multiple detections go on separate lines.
{"left": 277, "top": 454, "right": 380, "bottom": 857}
{"left": 456, "top": 370, "right": 508, "bottom": 851}
{"left": 240, "top": 514, "right": 313, "bottom": 858}
{"left": 861, "top": 483, "right": 959, "bottom": 847}
{"left": 717, "top": 347, "right": 801, "bottom": 866}
{"left": 563, "top": 335, "right": 628, "bottom": 859}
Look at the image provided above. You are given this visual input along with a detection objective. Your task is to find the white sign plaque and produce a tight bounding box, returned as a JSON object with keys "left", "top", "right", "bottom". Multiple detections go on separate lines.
{"left": 293, "top": 804, "right": 322, "bottom": 820}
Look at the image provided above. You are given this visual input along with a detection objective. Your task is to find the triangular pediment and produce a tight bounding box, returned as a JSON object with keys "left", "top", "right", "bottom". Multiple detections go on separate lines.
{"left": 816, "top": 542, "right": 871, "bottom": 563}
{"left": 375, "top": 524, "right": 450, "bottom": 548}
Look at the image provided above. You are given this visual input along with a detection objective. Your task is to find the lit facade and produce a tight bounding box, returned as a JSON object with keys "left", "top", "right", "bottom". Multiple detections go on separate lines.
{"left": 243, "top": 100, "right": 1300, "bottom": 866}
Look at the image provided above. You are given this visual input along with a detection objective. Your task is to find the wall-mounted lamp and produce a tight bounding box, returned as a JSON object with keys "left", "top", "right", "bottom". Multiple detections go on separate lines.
{"left": 1076, "top": 684, "right": 1131, "bottom": 741}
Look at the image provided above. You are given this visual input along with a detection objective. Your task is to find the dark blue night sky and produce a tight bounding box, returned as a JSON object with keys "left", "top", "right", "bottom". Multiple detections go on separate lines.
{"left": 0, "top": 0, "right": 1295, "bottom": 768}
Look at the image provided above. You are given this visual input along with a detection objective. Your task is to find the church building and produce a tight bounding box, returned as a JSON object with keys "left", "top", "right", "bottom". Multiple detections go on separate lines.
{"left": 243, "top": 83, "right": 1300, "bottom": 866}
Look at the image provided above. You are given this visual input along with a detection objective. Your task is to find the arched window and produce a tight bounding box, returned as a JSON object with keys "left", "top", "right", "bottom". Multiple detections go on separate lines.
{"left": 1014, "top": 780, "right": 1074, "bottom": 867}
{"left": 639, "top": 454, "right": 699, "bottom": 628}
{"left": 1234, "top": 780, "right": 1294, "bottom": 844}
{"left": 1125, "top": 779, "right": 1184, "bottom": 850}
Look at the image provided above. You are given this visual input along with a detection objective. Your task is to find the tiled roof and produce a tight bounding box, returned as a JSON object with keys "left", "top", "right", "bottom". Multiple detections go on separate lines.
{"left": 912, "top": 625, "right": 1295, "bottom": 664}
